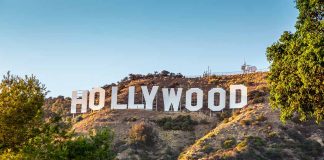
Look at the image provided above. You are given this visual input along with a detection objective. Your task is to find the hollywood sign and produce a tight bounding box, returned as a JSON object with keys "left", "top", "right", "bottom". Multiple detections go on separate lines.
{"left": 71, "top": 85, "right": 247, "bottom": 113}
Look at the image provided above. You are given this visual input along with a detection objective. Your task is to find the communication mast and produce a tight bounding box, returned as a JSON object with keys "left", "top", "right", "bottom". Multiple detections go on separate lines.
{"left": 203, "top": 66, "right": 212, "bottom": 79}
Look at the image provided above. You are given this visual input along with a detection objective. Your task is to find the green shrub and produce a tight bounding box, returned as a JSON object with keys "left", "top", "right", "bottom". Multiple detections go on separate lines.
{"left": 217, "top": 111, "right": 232, "bottom": 121}
{"left": 64, "top": 128, "right": 115, "bottom": 160}
{"left": 123, "top": 116, "right": 138, "bottom": 122}
{"left": 248, "top": 87, "right": 269, "bottom": 104}
{"left": 201, "top": 144, "right": 214, "bottom": 154}
{"left": 265, "top": 148, "right": 283, "bottom": 159}
{"left": 252, "top": 97, "right": 266, "bottom": 104}
{"left": 156, "top": 115, "right": 198, "bottom": 131}
{"left": 299, "top": 140, "right": 322, "bottom": 157}
{"left": 238, "top": 136, "right": 265, "bottom": 148}
{"left": 237, "top": 150, "right": 263, "bottom": 160}
{"left": 0, "top": 149, "right": 24, "bottom": 160}
{"left": 222, "top": 137, "right": 236, "bottom": 149}
{"left": 236, "top": 140, "right": 248, "bottom": 151}
{"left": 286, "top": 129, "right": 304, "bottom": 141}
{"left": 248, "top": 136, "right": 265, "bottom": 147}
{"left": 267, "top": 132, "right": 278, "bottom": 139}
{"left": 21, "top": 127, "right": 116, "bottom": 160}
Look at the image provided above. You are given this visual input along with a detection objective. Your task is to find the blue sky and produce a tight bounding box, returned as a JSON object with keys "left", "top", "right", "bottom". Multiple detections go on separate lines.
{"left": 0, "top": 0, "right": 298, "bottom": 97}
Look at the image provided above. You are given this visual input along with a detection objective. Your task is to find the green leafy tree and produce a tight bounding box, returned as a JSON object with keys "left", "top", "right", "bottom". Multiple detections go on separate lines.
{"left": 21, "top": 112, "right": 72, "bottom": 159}
{"left": 0, "top": 72, "right": 116, "bottom": 159}
{"left": 65, "top": 128, "right": 116, "bottom": 160}
{"left": 22, "top": 127, "right": 116, "bottom": 160}
{"left": 0, "top": 72, "right": 47, "bottom": 150}
{"left": 267, "top": 0, "right": 324, "bottom": 123}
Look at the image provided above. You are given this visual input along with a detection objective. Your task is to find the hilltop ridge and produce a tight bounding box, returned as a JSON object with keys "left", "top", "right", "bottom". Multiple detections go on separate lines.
{"left": 44, "top": 71, "right": 323, "bottom": 160}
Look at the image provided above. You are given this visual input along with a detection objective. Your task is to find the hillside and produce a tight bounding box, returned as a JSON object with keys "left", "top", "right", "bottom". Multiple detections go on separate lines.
{"left": 45, "top": 71, "right": 323, "bottom": 160}
{"left": 178, "top": 103, "right": 323, "bottom": 160}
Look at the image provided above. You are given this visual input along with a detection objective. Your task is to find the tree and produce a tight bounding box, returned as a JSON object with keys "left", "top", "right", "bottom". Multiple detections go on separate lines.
{"left": 21, "top": 126, "right": 116, "bottom": 159}
{"left": 266, "top": 0, "right": 324, "bottom": 123}
{"left": 0, "top": 72, "right": 47, "bottom": 150}
{"left": 129, "top": 121, "right": 154, "bottom": 146}
{"left": 0, "top": 72, "right": 116, "bottom": 159}
{"left": 65, "top": 127, "right": 115, "bottom": 160}
{"left": 160, "top": 70, "right": 170, "bottom": 77}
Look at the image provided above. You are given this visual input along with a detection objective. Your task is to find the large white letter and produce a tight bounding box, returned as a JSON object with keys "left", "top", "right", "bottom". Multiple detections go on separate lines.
{"left": 208, "top": 88, "right": 226, "bottom": 111}
{"left": 111, "top": 86, "right": 127, "bottom": 109}
{"left": 71, "top": 90, "right": 88, "bottom": 113}
{"left": 142, "top": 86, "right": 159, "bottom": 110}
{"left": 89, "top": 87, "right": 105, "bottom": 111}
{"left": 128, "top": 86, "right": 145, "bottom": 109}
{"left": 230, "top": 85, "right": 247, "bottom": 109}
{"left": 162, "top": 88, "right": 182, "bottom": 112}
{"left": 185, "top": 88, "right": 203, "bottom": 111}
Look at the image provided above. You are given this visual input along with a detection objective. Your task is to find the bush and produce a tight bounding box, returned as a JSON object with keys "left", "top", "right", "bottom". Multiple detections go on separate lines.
{"left": 64, "top": 128, "right": 115, "bottom": 160}
{"left": 201, "top": 144, "right": 214, "bottom": 154}
{"left": 264, "top": 148, "right": 283, "bottom": 159}
{"left": 208, "top": 79, "right": 219, "bottom": 85}
{"left": 156, "top": 115, "right": 198, "bottom": 131}
{"left": 299, "top": 140, "right": 322, "bottom": 157}
{"left": 217, "top": 111, "right": 232, "bottom": 121}
{"left": 236, "top": 140, "right": 248, "bottom": 151}
{"left": 222, "top": 137, "right": 236, "bottom": 149}
{"left": 248, "top": 89, "right": 268, "bottom": 104}
{"left": 199, "top": 119, "right": 210, "bottom": 124}
{"left": 240, "top": 119, "right": 252, "bottom": 126}
{"left": 0, "top": 149, "right": 24, "bottom": 160}
{"left": 248, "top": 136, "right": 265, "bottom": 147}
{"left": 252, "top": 97, "right": 266, "bottom": 104}
{"left": 160, "top": 70, "right": 170, "bottom": 77}
{"left": 237, "top": 136, "right": 265, "bottom": 149}
{"left": 267, "top": 132, "right": 278, "bottom": 139}
{"left": 248, "top": 89, "right": 267, "bottom": 98}
{"left": 286, "top": 129, "right": 304, "bottom": 141}
{"left": 123, "top": 116, "right": 138, "bottom": 122}
{"left": 21, "top": 127, "right": 116, "bottom": 160}
{"left": 256, "top": 114, "right": 267, "bottom": 122}
{"left": 75, "top": 115, "right": 83, "bottom": 122}
{"left": 129, "top": 122, "right": 154, "bottom": 146}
